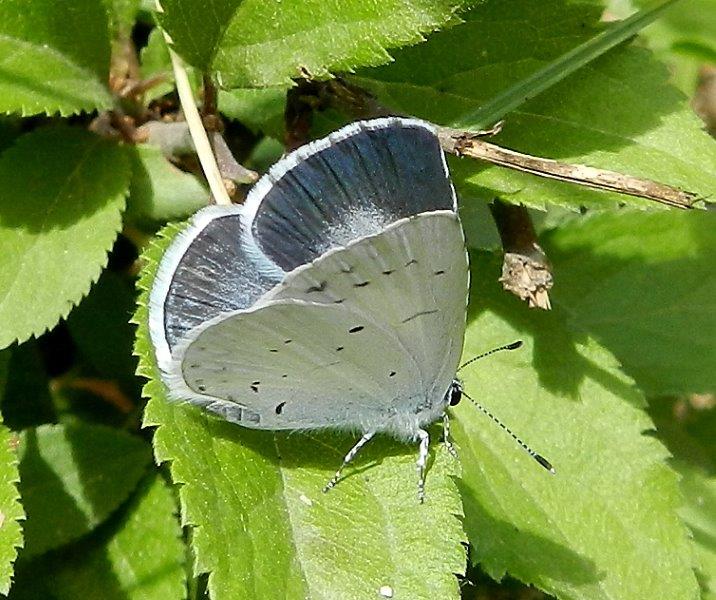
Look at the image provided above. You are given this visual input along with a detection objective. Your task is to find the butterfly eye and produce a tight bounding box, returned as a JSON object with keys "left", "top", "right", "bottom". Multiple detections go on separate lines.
{"left": 449, "top": 381, "right": 462, "bottom": 406}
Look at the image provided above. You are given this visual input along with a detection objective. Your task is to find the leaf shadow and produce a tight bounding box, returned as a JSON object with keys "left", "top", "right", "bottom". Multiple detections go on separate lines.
{"left": 541, "top": 212, "right": 716, "bottom": 397}
{"left": 17, "top": 429, "right": 89, "bottom": 557}
{"left": 466, "top": 251, "right": 641, "bottom": 405}
{"left": 13, "top": 431, "right": 127, "bottom": 600}
{"left": 460, "top": 481, "right": 603, "bottom": 590}
{"left": 361, "top": 0, "right": 687, "bottom": 162}
{"left": 204, "top": 413, "right": 450, "bottom": 496}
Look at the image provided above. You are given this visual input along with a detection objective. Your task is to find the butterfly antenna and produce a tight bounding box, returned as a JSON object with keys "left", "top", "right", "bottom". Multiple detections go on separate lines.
{"left": 461, "top": 389, "right": 555, "bottom": 474}
{"left": 458, "top": 340, "right": 523, "bottom": 372}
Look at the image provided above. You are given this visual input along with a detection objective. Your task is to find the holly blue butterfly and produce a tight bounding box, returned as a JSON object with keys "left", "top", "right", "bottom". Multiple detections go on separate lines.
{"left": 148, "top": 117, "right": 552, "bottom": 501}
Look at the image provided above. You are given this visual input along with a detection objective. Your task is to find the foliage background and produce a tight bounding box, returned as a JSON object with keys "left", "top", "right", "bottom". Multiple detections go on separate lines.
{"left": 0, "top": 0, "right": 713, "bottom": 598}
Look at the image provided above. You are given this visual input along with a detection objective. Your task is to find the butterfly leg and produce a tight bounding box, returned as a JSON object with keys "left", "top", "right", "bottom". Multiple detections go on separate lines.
{"left": 323, "top": 431, "right": 376, "bottom": 493}
{"left": 416, "top": 428, "right": 430, "bottom": 503}
{"left": 442, "top": 412, "right": 458, "bottom": 458}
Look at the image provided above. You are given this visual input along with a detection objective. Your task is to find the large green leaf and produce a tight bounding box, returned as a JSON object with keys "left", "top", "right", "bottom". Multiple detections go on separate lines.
{"left": 135, "top": 225, "right": 466, "bottom": 600}
{"left": 17, "top": 422, "right": 152, "bottom": 557}
{"left": 453, "top": 251, "right": 699, "bottom": 599}
{"left": 0, "top": 126, "right": 129, "bottom": 350}
{"left": 0, "top": 422, "right": 23, "bottom": 595}
{"left": 542, "top": 210, "right": 716, "bottom": 396}
{"left": 158, "top": 0, "right": 471, "bottom": 87}
{"left": 52, "top": 474, "right": 186, "bottom": 600}
{"left": 352, "top": 0, "right": 716, "bottom": 210}
{"left": 0, "top": 0, "right": 113, "bottom": 115}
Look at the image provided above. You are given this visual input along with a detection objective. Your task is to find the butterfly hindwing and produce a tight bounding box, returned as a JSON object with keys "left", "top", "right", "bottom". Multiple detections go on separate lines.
{"left": 169, "top": 300, "right": 422, "bottom": 432}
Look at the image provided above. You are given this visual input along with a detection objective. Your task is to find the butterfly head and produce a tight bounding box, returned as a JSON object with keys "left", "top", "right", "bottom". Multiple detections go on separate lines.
{"left": 448, "top": 379, "right": 463, "bottom": 406}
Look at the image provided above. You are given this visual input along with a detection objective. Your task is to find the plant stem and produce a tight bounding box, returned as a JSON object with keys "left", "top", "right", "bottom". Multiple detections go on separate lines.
{"left": 154, "top": 1, "right": 232, "bottom": 206}
{"left": 437, "top": 129, "right": 697, "bottom": 209}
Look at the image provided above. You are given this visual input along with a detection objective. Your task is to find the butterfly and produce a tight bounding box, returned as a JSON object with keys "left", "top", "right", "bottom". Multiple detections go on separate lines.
{"left": 149, "top": 117, "right": 552, "bottom": 502}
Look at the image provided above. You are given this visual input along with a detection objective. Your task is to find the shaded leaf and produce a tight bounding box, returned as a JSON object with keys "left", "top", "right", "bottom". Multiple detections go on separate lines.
{"left": 18, "top": 422, "right": 152, "bottom": 557}
{"left": 1, "top": 341, "right": 55, "bottom": 431}
{"left": 453, "top": 251, "right": 699, "bottom": 599}
{"left": 126, "top": 144, "right": 207, "bottom": 223}
{"left": 623, "top": 0, "right": 716, "bottom": 92}
{"left": 139, "top": 27, "right": 198, "bottom": 104}
{"left": 543, "top": 210, "right": 716, "bottom": 396}
{"left": 67, "top": 271, "right": 141, "bottom": 398}
{"left": 0, "top": 422, "right": 23, "bottom": 595}
{"left": 52, "top": 474, "right": 185, "bottom": 600}
{"left": 676, "top": 463, "right": 716, "bottom": 599}
{"left": 134, "top": 225, "right": 466, "bottom": 600}
{"left": 0, "top": 127, "right": 129, "bottom": 350}
{"left": 158, "top": 0, "right": 470, "bottom": 87}
{"left": 353, "top": 0, "right": 716, "bottom": 210}
{"left": 649, "top": 395, "right": 716, "bottom": 598}
{"left": 0, "top": 0, "right": 113, "bottom": 115}
{"left": 218, "top": 87, "right": 287, "bottom": 138}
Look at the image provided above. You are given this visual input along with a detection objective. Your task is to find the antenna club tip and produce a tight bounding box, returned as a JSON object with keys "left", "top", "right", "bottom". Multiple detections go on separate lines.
{"left": 507, "top": 340, "right": 523, "bottom": 350}
{"left": 534, "top": 454, "right": 555, "bottom": 474}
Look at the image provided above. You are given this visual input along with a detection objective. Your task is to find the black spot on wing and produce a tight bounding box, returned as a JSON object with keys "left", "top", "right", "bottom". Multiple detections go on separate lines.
{"left": 401, "top": 309, "right": 439, "bottom": 323}
{"left": 348, "top": 326, "right": 364, "bottom": 333}
{"left": 275, "top": 402, "right": 286, "bottom": 414}
{"left": 305, "top": 281, "right": 327, "bottom": 293}
{"left": 353, "top": 281, "right": 370, "bottom": 288}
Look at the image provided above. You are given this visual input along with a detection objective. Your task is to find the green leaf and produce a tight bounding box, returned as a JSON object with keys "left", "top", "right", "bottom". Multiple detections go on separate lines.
{"left": 157, "top": 0, "right": 470, "bottom": 87}
{"left": 0, "top": 423, "right": 23, "bottom": 595}
{"left": 17, "top": 422, "right": 152, "bottom": 557}
{"left": 126, "top": 144, "right": 207, "bottom": 223}
{"left": 134, "top": 226, "right": 466, "bottom": 600}
{"left": 139, "top": 27, "right": 193, "bottom": 104}
{"left": 454, "top": 0, "right": 680, "bottom": 130}
{"left": 0, "top": 0, "right": 113, "bottom": 115}
{"left": 454, "top": 251, "right": 699, "bottom": 599}
{"left": 0, "top": 126, "right": 130, "bottom": 350}
{"left": 353, "top": 0, "right": 716, "bottom": 210}
{"left": 542, "top": 210, "right": 716, "bottom": 396}
{"left": 218, "top": 87, "right": 287, "bottom": 138}
{"left": 52, "top": 474, "right": 186, "bottom": 600}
